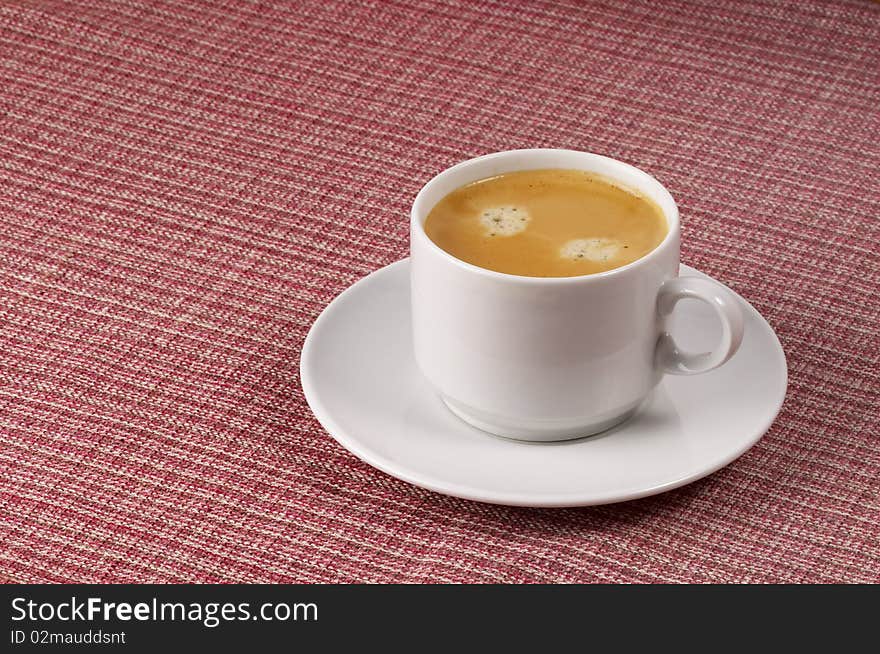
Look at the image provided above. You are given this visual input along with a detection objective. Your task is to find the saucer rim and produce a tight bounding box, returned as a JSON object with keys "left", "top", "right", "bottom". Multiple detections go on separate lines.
{"left": 300, "top": 259, "right": 788, "bottom": 507}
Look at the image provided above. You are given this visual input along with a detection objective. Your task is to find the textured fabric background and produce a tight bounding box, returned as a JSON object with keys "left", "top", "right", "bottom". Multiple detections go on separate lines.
{"left": 1, "top": 0, "right": 878, "bottom": 583}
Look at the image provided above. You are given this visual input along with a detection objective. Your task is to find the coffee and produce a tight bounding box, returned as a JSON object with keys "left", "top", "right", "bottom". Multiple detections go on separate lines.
{"left": 424, "top": 169, "right": 668, "bottom": 277}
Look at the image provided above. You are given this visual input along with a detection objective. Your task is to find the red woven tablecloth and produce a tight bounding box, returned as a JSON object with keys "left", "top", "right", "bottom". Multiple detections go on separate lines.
{"left": 1, "top": 0, "right": 878, "bottom": 583}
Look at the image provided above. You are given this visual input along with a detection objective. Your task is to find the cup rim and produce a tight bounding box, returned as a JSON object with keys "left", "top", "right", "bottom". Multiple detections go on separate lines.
{"left": 411, "top": 148, "right": 680, "bottom": 284}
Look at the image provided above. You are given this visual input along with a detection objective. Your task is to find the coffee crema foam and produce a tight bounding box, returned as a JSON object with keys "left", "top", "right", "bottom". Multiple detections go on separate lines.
{"left": 560, "top": 238, "right": 623, "bottom": 263}
{"left": 478, "top": 205, "right": 531, "bottom": 236}
{"left": 424, "top": 169, "right": 668, "bottom": 277}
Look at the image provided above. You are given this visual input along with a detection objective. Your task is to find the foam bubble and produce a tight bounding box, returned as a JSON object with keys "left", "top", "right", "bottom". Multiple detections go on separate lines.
{"left": 560, "top": 238, "right": 623, "bottom": 263}
{"left": 478, "top": 206, "right": 530, "bottom": 236}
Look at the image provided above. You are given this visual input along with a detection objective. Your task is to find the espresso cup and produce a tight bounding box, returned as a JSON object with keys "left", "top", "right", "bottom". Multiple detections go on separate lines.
{"left": 410, "top": 149, "right": 744, "bottom": 441}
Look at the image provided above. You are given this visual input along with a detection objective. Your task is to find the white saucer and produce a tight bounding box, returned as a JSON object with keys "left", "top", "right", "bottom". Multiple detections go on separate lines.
{"left": 301, "top": 260, "right": 787, "bottom": 507}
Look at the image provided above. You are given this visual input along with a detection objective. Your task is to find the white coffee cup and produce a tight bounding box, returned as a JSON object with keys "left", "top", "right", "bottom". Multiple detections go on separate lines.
{"left": 410, "top": 149, "right": 744, "bottom": 442}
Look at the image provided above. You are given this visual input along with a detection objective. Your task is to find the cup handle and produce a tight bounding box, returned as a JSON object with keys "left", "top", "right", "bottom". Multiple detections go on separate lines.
{"left": 655, "top": 276, "right": 745, "bottom": 375}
